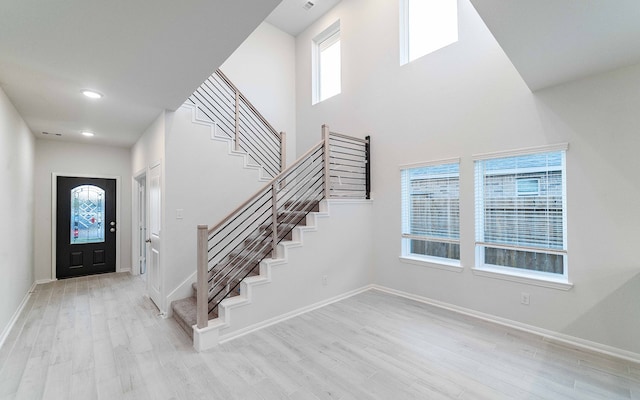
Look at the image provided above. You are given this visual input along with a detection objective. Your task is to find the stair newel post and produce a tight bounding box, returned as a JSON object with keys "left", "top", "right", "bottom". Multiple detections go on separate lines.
{"left": 271, "top": 182, "right": 278, "bottom": 258}
{"left": 234, "top": 91, "right": 240, "bottom": 152}
{"left": 280, "top": 131, "right": 286, "bottom": 172}
{"left": 196, "top": 225, "right": 209, "bottom": 329}
{"left": 365, "top": 135, "right": 371, "bottom": 200}
{"left": 322, "top": 124, "right": 331, "bottom": 199}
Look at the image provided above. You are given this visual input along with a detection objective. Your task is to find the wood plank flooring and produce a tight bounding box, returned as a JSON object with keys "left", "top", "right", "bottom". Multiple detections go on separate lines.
{"left": 0, "top": 272, "right": 638, "bottom": 399}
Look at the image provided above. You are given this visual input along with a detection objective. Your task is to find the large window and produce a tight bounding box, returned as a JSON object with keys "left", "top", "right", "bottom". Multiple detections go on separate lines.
{"left": 313, "top": 21, "right": 341, "bottom": 104}
{"left": 401, "top": 160, "right": 460, "bottom": 264}
{"left": 400, "top": 0, "right": 458, "bottom": 65}
{"left": 474, "top": 146, "right": 568, "bottom": 280}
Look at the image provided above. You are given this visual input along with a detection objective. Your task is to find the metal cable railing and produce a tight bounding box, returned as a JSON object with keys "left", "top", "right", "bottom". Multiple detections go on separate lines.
{"left": 188, "top": 69, "right": 285, "bottom": 178}
{"left": 196, "top": 126, "right": 370, "bottom": 328}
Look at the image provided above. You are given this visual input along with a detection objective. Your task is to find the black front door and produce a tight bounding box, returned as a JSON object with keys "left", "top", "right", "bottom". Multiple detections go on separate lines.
{"left": 56, "top": 177, "right": 117, "bottom": 279}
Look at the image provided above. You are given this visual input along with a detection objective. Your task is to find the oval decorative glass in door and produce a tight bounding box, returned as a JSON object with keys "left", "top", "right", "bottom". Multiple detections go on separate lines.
{"left": 70, "top": 185, "right": 105, "bottom": 244}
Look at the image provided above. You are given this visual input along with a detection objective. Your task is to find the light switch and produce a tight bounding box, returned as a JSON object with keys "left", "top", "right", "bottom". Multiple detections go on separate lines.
{"left": 176, "top": 209, "right": 184, "bottom": 219}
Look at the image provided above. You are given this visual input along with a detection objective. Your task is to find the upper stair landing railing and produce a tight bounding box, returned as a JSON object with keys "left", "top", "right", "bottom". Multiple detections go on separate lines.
{"left": 196, "top": 125, "right": 371, "bottom": 329}
{"left": 189, "top": 69, "right": 285, "bottom": 178}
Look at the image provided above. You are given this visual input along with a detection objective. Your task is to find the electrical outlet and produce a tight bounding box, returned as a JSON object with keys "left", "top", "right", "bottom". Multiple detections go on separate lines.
{"left": 322, "top": 275, "right": 328, "bottom": 286}
{"left": 521, "top": 292, "right": 530, "bottom": 305}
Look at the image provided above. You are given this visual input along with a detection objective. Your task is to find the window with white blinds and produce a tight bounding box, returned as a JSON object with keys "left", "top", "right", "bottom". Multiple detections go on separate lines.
{"left": 474, "top": 147, "right": 567, "bottom": 276}
{"left": 401, "top": 160, "right": 460, "bottom": 263}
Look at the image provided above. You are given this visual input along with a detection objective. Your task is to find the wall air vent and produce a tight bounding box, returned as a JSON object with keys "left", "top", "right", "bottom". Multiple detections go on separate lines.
{"left": 303, "top": 1, "right": 315, "bottom": 10}
{"left": 42, "top": 131, "right": 62, "bottom": 136}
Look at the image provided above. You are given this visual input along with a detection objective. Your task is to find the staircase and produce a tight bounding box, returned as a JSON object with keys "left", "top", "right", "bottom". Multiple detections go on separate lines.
{"left": 171, "top": 201, "right": 319, "bottom": 338}
{"left": 171, "top": 70, "right": 371, "bottom": 348}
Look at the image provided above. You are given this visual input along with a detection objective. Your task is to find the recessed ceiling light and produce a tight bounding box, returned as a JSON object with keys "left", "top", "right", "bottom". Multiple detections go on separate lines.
{"left": 81, "top": 90, "right": 103, "bottom": 99}
{"left": 81, "top": 131, "right": 95, "bottom": 137}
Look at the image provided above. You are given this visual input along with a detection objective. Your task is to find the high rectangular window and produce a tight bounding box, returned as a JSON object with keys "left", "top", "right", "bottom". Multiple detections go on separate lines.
{"left": 474, "top": 146, "right": 568, "bottom": 279}
{"left": 313, "top": 21, "right": 341, "bottom": 104}
{"left": 400, "top": 0, "right": 458, "bottom": 65}
{"left": 401, "top": 160, "right": 460, "bottom": 263}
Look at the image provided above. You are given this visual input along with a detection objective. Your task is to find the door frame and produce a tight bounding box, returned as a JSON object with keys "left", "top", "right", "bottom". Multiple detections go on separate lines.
{"left": 51, "top": 173, "right": 122, "bottom": 280}
{"left": 132, "top": 169, "right": 147, "bottom": 277}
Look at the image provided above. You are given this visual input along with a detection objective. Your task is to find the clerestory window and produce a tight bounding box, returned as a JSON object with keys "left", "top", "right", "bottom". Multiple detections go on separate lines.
{"left": 400, "top": 0, "right": 458, "bottom": 65}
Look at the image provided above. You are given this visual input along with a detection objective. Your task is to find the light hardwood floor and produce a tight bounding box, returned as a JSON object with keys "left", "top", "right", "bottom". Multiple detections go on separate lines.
{"left": 0, "top": 272, "right": 638, "bottom": 399}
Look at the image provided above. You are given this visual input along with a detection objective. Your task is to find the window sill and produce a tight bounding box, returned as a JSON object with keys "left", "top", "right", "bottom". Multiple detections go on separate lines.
{"left": 472, "top": 265, "right": 573, "bottom": 291}
{"left": 399, "top": 256, "right": 463, "bottom": 273}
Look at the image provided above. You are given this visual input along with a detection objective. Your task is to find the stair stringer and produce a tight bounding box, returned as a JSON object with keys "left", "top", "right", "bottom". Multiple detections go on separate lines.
{"left": 193, "top": 199, "right": 374, "bottom": 352}
{"left": 182, "top": 102, "right": 275, "bottom": 182}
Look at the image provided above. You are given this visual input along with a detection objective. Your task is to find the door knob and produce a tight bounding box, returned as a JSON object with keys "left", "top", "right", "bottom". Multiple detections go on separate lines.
{"left": 110, "top": 228, "right": 116, "bottom": 233}
{"left": 110, "top": 221, "right": 116, "bottom": 226}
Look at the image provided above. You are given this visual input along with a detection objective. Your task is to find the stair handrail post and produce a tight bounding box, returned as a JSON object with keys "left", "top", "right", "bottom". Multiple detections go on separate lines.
{"left": 365, "top": 135, "right": 371, "bottom": 200}
{"left": 234, "top": 91, "right": 240, "bottom": 152}
{"left": 280, "top": 131, "right": 286, "bottom": 172}
{"left": 196, "top": 224, "right": 209, "bottom": 329}
{"left": 271, "top": 182, "right": 278, "bottom": 257}
{"left": 322, "top": 124, "right": 331, "bottom": 199}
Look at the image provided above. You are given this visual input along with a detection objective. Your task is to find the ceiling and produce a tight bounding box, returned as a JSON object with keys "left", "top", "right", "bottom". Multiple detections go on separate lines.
{"left": 469, "top": 0, "right": 640, "bottom": 91}
{"left": 3, "top": 0, "right": 639, "bottom": 148}
{"left": 0, "top": 0, "right": 281, "bottom": 147}
{"left": 266, "top": 0, "right": 342, "bottom": 37}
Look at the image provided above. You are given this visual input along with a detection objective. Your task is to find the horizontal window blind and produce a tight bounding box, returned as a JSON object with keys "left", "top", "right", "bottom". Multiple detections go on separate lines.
{"left": 402, "top": 162, "right": 459, "bottom": 243}
{"left": 475, "top": 151, "right": 566, "bottom": 251}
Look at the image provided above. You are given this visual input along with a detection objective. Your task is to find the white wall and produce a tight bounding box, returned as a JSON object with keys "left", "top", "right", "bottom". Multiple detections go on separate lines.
{"left": 218, "top": 200, "right": 373, "bottom": 338}
{"left": 161, "top": 105, "right": 268, "bottom": 311}
{"left": 131, "top": 111, "right": 165, "bottom": 176}
{"left": 294, "top": 0, "right": 640, "bottom": 354}
{"left": 221, "top": 22, "right": 297, "bottom": 164}
{"left": 0, "top": 88, "right": 35, "bottom": 338}
{"left": 34, "top": 140, "right": 132, "bottom": 281}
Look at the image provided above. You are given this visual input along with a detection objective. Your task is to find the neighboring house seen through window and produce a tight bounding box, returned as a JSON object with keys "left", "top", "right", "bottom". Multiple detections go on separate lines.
{"left": 401, "top": 160, "right": 460, "bottom": 265}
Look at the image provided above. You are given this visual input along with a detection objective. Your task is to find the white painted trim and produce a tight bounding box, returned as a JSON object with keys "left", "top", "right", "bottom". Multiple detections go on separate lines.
{"left": 371, "top": 285, "right": 640, "bottom": 364}
{"left": 399, "top": 256, "right": 463, "bottom": 272}
{"left": 35, "top": 279, "right": 55, "bottom": 285}
{"left": 51, "top": 173, "right": 122, "bottom": 280}
{"left": 218, "top": 284, "right": 374, "bottom": 345}
{"left": 326, "top": 198, "right": 373, "bottom": 205}
{"left": 181, "top": 103, "right": 273, "bottom": 181}
{"left": 472, "top": 142, "right": 569, "bottom": 160}
{"left": 0, "top": 282, "right": 36, "bottom": 351}
{"left": 399, "top": 157, "right": 461, "bottom": 170}
{"left": 472, "top": 266, "right": 573, "bottom": 291}
{"left": 131, "top": 170, "right": 147, "bottom": 277}
{"left": 165, "top": 271, "right": 197, "bottom": 318}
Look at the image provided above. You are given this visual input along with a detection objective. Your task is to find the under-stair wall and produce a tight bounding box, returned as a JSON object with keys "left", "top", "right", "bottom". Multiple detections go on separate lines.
{"left": 199, "top": 199, "right": 373, "bottom": 347}
{"left": 162, "top": 105, "right": 271, "bottom": 312}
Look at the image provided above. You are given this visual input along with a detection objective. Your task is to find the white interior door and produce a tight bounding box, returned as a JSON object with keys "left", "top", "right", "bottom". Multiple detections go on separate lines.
{"left": 148, "top": 163, "right": 162, "bottom": 310}
{"left": 137, "top": 176, "right": 147, "bottom": 277}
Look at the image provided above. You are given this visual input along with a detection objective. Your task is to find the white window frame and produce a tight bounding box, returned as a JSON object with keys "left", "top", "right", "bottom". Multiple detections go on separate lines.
{"left": 312, "top": 21, "right": 341, "bottom": 104}
{"left": 400, "top": 0, "right": 459, "bottom": 65}
{"left": 400, "top": 158, "right": 462, "bottom": 272}
{"left": 473, "top": 144, "right": 571, "bottom": 290}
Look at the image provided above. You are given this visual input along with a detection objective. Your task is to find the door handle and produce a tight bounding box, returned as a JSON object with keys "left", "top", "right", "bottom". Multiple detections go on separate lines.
{"left": 110, "top": 228, "right": 116, "bottom": 233}
{"left": 145, "top": 239, "right": 151, "bottom": 243}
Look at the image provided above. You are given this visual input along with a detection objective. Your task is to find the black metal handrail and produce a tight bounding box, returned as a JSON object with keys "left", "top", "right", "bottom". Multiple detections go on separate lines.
{"left": 188, "top": 69, "right": 285, "bottom": 178}
{"left": 196, "top": 127, "right": 370, "bottom": 328}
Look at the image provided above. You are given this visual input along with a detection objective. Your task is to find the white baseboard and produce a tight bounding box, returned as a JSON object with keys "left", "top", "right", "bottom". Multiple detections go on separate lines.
{"left": 218, "top": 284, "right": 375, "bottom": 344}
{"left": 0, "top": 281, "right": 37, "bottom": 351}
{"left": 165, "top": 271, "right": 197, "bottom": 318}
{"left": 371, "top": 285, "right": 640, "bottom": 364}
{"left": 35, "top": 278, "right": 55, "bottom": 284}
